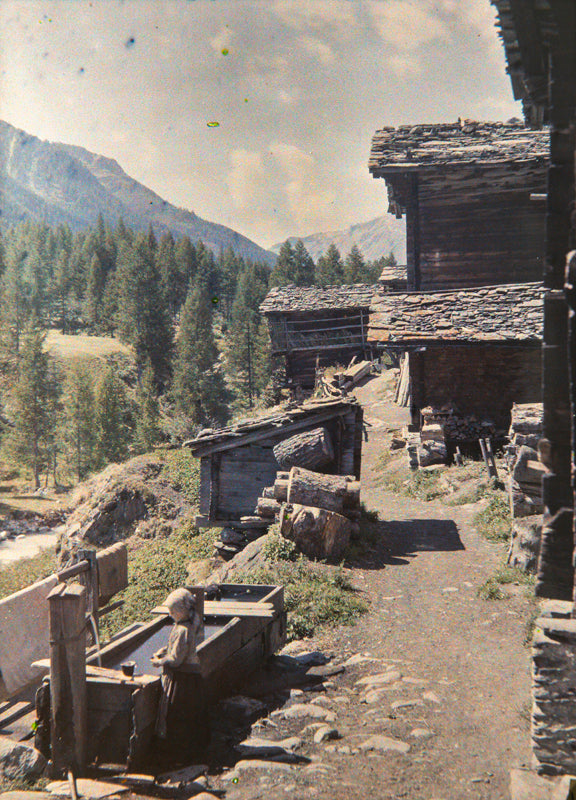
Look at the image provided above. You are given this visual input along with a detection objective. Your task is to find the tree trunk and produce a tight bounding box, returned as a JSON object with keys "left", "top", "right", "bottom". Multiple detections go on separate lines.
{"left": 279, "top": 503, "right": 351, "bottom": 562}
{"left": 256, "top": 497, "right": 282, "bottom": 518}
{"left": 274, "top": 479, "right": 289, "bottom": 502}
{"left": 287, "top": 466, "right": 360, "bottom": 514}
{"left": 273, "top": 427, "right": 334, "bottom": 471}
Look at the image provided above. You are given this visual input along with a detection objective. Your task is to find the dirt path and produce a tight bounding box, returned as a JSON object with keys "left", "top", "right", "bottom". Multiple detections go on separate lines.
{"left": 217, "top": 375, "right": 534, "bottom": 800}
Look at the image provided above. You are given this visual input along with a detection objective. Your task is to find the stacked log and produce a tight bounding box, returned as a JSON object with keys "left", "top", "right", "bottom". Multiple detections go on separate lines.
{"left": 273, "top": 427, "right": 334, "bottom": 471}
{"left": 420, "top": 405, "right": 498, "bottom": 443}
{"left": 505, "top": 402, "right": 545, "bottom": 573}
{"left": 277, "top": 466, "right": 361, "bottom": 562}
{"left": 319, "top": 359, "right": 374, "bottom": 397}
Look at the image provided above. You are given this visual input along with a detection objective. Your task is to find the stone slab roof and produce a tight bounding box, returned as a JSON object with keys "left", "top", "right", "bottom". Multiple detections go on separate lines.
{"left": 260, "top": 283, "right": 379, "bottom": 314}
{"left": 183, "top": 398, "right": 359, "bottom": 455}
{"left": 369, "top": 120, "right": 549, "bottom": 175}
{"left": 369, "top": 282, "right": 544, "bottom": 346}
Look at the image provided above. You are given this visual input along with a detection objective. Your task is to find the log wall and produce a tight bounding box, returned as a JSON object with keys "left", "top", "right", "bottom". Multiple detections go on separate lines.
{"left": 409, "top": 344, "right": 542, "bottom": 429}
{"left": 413, "top": 161, "right": 547, "bottom": 291}
{"left": 198, "top": 407, "right": 364, "bottom": 522}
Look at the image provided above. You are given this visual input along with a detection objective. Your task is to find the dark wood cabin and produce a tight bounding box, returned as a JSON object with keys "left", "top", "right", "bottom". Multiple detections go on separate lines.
{"left": 368, "top": 120, "right": 549, "bottom": 292}
{"left": 184, "top": 399, "right": 363, "bottom": 527}
{"left": 491, "top": 1, "right": 576, "bottom": 605}
{"left": 259, "top": 284, "right": 380, "bottom": 389}
{"left": 369, "top": 282, "right": 544, "bottom": 433}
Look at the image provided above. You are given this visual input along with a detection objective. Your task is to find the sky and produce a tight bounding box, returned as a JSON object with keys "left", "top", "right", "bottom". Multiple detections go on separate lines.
{"left": 0, "top": 0, "right": 520, "bottom": 248}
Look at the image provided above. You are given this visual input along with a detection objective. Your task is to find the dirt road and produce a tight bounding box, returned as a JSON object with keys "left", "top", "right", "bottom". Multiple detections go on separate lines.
{"left": 219, "top": 375, "right": 534, "bottom": 800}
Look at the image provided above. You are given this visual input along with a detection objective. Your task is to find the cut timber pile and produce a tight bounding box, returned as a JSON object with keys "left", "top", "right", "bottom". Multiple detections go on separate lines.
{"left": 276, "top": 466, "right": 361, "bottom": 562}
{"left": 319, "top": 359, "right": 374, "bottom": 397}
{"left": 505, "top": 402, "right": 545, "bottom": 573}
{"left": 279, "top": 504, "right": 352, "bottom": 562}
{"left": 272, "top": 427, "right": 334, "bottom": 471}
{"left": 421, "top": 406, "right": 498, "bottom": 443}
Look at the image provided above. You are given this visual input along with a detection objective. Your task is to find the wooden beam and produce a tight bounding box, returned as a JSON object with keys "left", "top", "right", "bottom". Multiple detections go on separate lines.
{"left": 48, "top": 583, "right": 87, "bottom": 777}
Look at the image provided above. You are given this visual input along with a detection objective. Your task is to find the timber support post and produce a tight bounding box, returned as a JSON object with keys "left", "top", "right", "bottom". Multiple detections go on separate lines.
{"left": 48, "top": 583, "right": 87, "bottom": 777}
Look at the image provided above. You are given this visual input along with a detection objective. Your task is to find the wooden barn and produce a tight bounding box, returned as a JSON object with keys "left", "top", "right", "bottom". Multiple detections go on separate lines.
{"left": 369, "top": 282, "right": 544, "bottom": 433}
{"left": 184, "top": 398, "right": 363, "bottom": 527}
{"left": 259, "top": 284, "right": 380, "bottom": 389}
{"left": 368, "top": 120, "right": 549, "bottom": 291}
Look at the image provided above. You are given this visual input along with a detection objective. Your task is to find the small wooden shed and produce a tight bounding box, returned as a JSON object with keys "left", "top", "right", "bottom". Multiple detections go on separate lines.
{"left": 259, "top": 284, "right": 380, "bottom": 388}
{"left": 369, "top": 120, "right": 549, "bottom": 291}
{"left": 369, "top": 282, "right": 544, "bottom": 431}
{"left": 184, "top": 398, "right": 364, "bottom": 527}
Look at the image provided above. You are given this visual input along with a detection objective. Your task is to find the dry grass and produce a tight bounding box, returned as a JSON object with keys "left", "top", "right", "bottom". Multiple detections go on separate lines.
{"left": 45, "top": 330, "right": 131, "bottom": 361}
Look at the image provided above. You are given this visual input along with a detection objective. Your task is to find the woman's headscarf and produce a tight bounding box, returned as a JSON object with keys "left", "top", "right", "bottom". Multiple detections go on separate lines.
{"left": 164, "top": 588, "right": 196, "bottom": 621}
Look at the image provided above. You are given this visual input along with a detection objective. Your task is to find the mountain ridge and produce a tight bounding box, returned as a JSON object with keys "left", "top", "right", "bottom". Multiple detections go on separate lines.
{"left": 271, "top": 214, "right": 406, "bottom": 263}
{"left": 0, "top": 120, "right": 276, "bottom": 265}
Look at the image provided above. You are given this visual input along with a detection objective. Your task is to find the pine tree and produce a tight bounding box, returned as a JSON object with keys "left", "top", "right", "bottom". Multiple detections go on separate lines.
{"left": 293, "top": 240, "right": 315, "bottom": 286}
{"left": 95, "top": 368, "right": 131, "bottom": 464}
{"left": 115, "top": 234, "right": 174, "bottom": 385}
{"left": 157, "top": 232, "right": 185, "bottom": 317}
{"left": 269, "top": 241, "right": 296, "bottom": 286}
{"left": 60, "top": 362, "right": 97, "bottom": 481}
{"left": 175, "top": 236, "right": 197, "bottom": 289}
{"left": 0, "top": 241, "right": 32, "bottom": 358}
{"left": 173, "top": 286, "right": 230, "bottom": 425}
{"left": 134, "top": 363, "right": 162, "bottom": 452}
{"left": 344, "top": 245, "right": 368, "bottom": 283}
{"left": 83, "top": 253, "right": 105, "bottom": 330}
{"left": 315, "top": 244, "right": 345, "bottom": 285}
{"left": 3, "top": 324, "right": 59, "bottom": 488}
{"left": 226, "top": 267, "right": 271, "bottom": 408}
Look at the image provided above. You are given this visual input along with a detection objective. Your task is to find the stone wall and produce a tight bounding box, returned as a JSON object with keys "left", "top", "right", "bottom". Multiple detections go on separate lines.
{"left": 532, "top": 611, "right": 576, "bottom": 775}
{"left": 410, "top": 345, "right": 542, "bottom": 431}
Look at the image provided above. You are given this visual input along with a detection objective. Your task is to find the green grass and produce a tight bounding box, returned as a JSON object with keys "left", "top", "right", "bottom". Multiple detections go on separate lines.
{"left": 477, "top": 563, "right": 535, "bottom": 602}
{"left": 0, "top": 547, "right": 58, "bottom": 601}
{"left": 100, "top": 521, "right": 219, "bottom": 639}
{"left": 158, "top": 447, "right": 201, "bottom": 505}
{"left": 473, "top": 492, "right": 512, "bottom": 542}
{"left": 236, "top": 534, "right": 369, "bottom": 640}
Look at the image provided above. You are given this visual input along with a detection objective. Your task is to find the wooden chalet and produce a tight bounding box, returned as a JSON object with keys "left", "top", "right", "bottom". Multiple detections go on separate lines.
{"left": 369, "top": 282, "right": 544, "bottom": 431}
{"left": 490, "top": 0, "right": 576, "bottom": 784}
{"left": 184, "top": 398, "right": 363, "bottom": 527}
{"left": 369, "top": 120, "right": 549, "bottom": 291}
{"left": 259, "top": 284, "right": 380, "bottom": 388}
{"left": 491, "top": 0, "right": 576, "bottom": 604}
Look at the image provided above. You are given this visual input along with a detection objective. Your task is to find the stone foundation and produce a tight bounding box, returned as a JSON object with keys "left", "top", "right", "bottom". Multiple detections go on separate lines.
{"left": 532, "top": 613, "right": 576, "bottom": 775}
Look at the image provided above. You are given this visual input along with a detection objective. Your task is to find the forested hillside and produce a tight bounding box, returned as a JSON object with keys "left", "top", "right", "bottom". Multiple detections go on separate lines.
{"left": 0, "top": 216, "right": 395, "bottom": 490}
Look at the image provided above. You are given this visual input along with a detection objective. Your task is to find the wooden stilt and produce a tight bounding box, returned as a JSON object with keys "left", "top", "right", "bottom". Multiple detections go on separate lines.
{"left": 48, "top": 583, "right": 87, "bottom": 776}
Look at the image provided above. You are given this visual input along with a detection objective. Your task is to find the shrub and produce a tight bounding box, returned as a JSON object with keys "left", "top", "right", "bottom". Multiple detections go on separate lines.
{"left": 473, "top": 492, "right": 511, "bottom": 542}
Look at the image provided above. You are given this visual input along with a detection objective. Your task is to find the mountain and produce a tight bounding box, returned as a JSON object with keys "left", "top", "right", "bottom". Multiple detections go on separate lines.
{"left": 0, "top": 120, "right": 275, "bottom": 265}
{"left": 271, "top": 215, "right": 406, "bottom": 263}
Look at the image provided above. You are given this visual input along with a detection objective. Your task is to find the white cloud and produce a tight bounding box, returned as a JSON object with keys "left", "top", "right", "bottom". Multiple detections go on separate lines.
{"left": 270, "top": 142, "right": 337, "bottom": 232}
{"left": 369, "top": 1, "right": 449, "bottom": 51}
{"left": 228, "top": 149, "right": 266, "bottom": 209}
{"left": 299, "top": 35, "right": 335, "bottom": 65}
{"left": 272, "top": 0, "right": 358, "bottom": 37}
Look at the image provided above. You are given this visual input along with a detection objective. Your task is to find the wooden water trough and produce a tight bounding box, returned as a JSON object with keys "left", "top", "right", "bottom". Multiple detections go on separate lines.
{"left": 33, "top": 583, "right": 286, "bottom": 773}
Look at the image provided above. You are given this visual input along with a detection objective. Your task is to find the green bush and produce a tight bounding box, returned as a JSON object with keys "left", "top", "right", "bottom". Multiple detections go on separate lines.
{"left": 0, "top": 547, "right": 57, "bottom": 601}
{"left": 236, "top": 555, "right": 368, "bottom": 641}
{"left": 473, "top": 492, "right": 511, "bottom": 542}
{"left": 158, "top": 447, "right": 200, "bottom": 505}
{"left": 100, "top": 521, "right": 219, "bottom": 639}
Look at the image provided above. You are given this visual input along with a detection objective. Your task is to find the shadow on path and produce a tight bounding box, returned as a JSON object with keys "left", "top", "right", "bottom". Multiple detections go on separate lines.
{"left": 348, "top": 518, "right": 464, "bottom": 569}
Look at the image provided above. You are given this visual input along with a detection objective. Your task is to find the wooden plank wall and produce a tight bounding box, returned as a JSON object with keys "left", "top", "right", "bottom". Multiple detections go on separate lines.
{"left": 213, "top": 413, "right": 363, "bottom": 519}
{"left": 409, "top": 344, "right": 542, "bottom": 428}
{"left": 416, "top": 161, "right": 546, "bottom": 290}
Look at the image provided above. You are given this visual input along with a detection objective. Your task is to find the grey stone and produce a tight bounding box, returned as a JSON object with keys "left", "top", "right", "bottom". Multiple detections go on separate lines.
{"left": 390, "top": 698, "right": 424, "bottom": 711}
{"left": 507, "top": 515, "right": 542, "bottom": 573}
{"left": 0, "top": 738, "right": 46, "bottom": 782}
{"left": 313, "top": 726, "right": 340, "bottom": 744}
{"left": 417, "top": 440, "right": 447, "bottom": 467}
{"left": 216, "top": 695, "right": 267, "bottom": 727}
{"left": 46, "top": 781, "right": 127, "bottom": 799}
{"left": 282, "top": 704, "right": 335, "bottom": 722}
{"left": 236, "top": 736, "right": 301, "bottom": 758}
{"left": 359, "top": 735, "right": 410, "bottom": 754}
{"left": 0, "top": 794, "right": 53, "bottom": 800}
{"left": 410, "top": 727, "right": 435, "bottom": 738}
{"left": 306, "top": 664, "right": 345, "bottom": 678}
{"left": 356, "top": 670, "right": 402, "bottom": 686}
